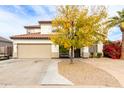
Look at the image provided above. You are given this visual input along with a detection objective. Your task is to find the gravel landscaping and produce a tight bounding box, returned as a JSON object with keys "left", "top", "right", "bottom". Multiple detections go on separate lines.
{"left": 58, "top": 59, "right": 121, "bottom": 87}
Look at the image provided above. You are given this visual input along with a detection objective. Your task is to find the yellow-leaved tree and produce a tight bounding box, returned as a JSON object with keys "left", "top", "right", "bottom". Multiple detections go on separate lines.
{"left": 51, "top": 6, "right": 108, "bottom": 63}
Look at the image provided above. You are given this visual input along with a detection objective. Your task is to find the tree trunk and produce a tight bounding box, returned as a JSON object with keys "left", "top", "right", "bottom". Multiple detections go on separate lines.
{"left": 120, "top": 25, "right": 124, "bottom": 59}
{"left": 70, "top": 46, "right": 74, "bottom": 64}
{"left": 121, "top": 32, "right": 124, "bottom": 59}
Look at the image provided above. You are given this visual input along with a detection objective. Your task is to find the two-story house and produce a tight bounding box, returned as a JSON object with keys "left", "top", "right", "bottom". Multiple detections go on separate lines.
{"left": 10, "top": 20, "right": 103, "bottom": 59}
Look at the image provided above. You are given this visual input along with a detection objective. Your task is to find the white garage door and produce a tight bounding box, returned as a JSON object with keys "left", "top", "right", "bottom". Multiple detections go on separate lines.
{"left": 17, "top": 44, "right": 51, "bottom": 58}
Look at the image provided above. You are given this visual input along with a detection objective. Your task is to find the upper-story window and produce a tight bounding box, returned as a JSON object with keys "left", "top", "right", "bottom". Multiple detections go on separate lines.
{"left": 27, "top": 28, "right": 41, "bottom": 34}
{"left": 24, "top": 25, "right": 41, "bottom": 34}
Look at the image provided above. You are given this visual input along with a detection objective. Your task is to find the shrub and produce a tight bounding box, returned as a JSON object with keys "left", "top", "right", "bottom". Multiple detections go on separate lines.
{"left": 103, "top": 41, "right": 122, "bottom": 59}
{"left": 90, "top": 52, "right": 102, "bottom": 58}
{"left": 97, "top": 53, "right": 102, "bottom": 58}
{"left": 90, "top": 52, "right": 96, "bottom": 58}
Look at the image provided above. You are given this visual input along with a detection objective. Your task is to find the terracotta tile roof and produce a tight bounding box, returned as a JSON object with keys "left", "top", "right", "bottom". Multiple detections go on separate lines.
{"left": 39, "top": 20, "right": 52, "bottom": 24}
{"left": 24, "top": 25, "right": 40, "bottom": 28}
{"left": 10, "top": 33, "right": 51, "bottom": 39}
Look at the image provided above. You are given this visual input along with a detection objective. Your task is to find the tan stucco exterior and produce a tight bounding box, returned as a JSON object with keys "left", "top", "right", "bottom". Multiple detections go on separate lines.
{"left": 51, "top": 52, "right": 59, "bottom": 58}
{"left": 11, "top": 21, "right": 103, "bottom": 59}
{"left": 12, "top": 39, "right": 59, "bottom": 58}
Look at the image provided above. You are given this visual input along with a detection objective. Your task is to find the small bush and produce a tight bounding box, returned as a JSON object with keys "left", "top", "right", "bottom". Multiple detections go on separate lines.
{"left": 90, "top": 52, "right": 102, "bottom": 58}
{"left": 97, "top": 53, "right": 102, "bottom": 58}
{"left": 103, "top": 41, "right": 122, "bottom": 59}
{"left": 90, "top": 53, "right": 96, "bottom": 58}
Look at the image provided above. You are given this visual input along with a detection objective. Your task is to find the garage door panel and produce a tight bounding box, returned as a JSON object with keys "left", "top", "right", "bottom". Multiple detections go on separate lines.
{"left": 18, "top": 44, "right": 51, "bottom": 58}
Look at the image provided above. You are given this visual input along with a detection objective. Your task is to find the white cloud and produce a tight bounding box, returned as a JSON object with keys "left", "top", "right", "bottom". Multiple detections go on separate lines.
{"left": 12, "top": 5, "right": 29, "bottom": 17}
{"left": 108, "top": 27, "right": 122, "bottom": 41}
{"left": 46, "top": 6, "right": 57, "bottom": 14}
{"left": 0, "top": 5, "right": 124, "bottom": 41}
{"left": 0, "top": 8, "right": 27, "bottom": 39}
{"left": 108, "top": 33, "right": 122, "bottom": 41}
{"left": 106, "top": 6, "right": 124, "bottom": 41}
{"left": 108, "top": 5, "right": 124, "bottom": 17}
{"left": 0, "top": 5, "right": 56, "bottom": 39}
{"left": 28, "top": 6, "right": 56, "bottom": 21}
{"left": 30, "top": 6, "right": 47, "bottom": 15}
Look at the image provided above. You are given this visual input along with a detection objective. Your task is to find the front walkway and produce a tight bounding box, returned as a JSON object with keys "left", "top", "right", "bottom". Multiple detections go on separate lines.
{"left": 80, "top": 58, "right": 124, "bottom": 87}
{"left": 40, "top": 60, "right": 73, "bottom": 86}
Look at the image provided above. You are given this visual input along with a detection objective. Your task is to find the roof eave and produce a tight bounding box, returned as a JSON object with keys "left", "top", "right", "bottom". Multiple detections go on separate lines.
{"left": 38, "top": 21, "right": 52, "bottom": 24}
{"left": 10, "top": 36, "right": 50, "bottom": 39}
{"left": 24, "top": 26, "right": 40, "bottom": 29}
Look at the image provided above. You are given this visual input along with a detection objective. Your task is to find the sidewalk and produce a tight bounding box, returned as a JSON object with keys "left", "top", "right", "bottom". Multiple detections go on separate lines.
{"left": 40, "top": 60, "right": 73, "bottom": 86}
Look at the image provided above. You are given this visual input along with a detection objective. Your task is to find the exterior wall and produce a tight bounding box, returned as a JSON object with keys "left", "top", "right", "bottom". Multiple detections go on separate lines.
{"left": 82, "top": 42, "right": 103, "bottom": 58}
{"left": 89, "top": 44, "right": 97, "bottom": 53}
{"left": 12, "top": 38, "right": 103, "bottom": 58}
{"left": 80, "top": 48, "right": 83, "bottom": 57}
{"left": 12, "top": 39, "right": 59, "bottom": 58}
{"left": 69, "top": 49, "right": 74, "bottom": 57}
{"left": 51, "top": 44, "right": 59, "bottom": 58}
{"left": 26, "top": 24, "right": 53, "bottom": 34}
{"left": 13, "top": 44, "right": 17, "bottom": 58}
{"left": 97, "top": 41, "right": 103, "bottom": 53}
{"left": 68, "top": 43, "right": 103, "bottom": 58}
{"left": 40, "top": 24, "right": 52, "bottom": 34}
{"left": 81, "top": 47, "right": 90, "bottom": 58}
{"left": 0, "top": 41, "right": 12, "bottom": 47}
{"left": 12, "top": 21, "right": 104, "bottom": 58}
{"left": 27, "top": 28, "right": 41, "bottom": 34}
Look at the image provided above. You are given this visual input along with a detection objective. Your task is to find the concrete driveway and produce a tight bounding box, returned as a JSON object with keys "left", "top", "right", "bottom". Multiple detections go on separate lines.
{"left": 0, "top": 59, "right": 51, "bottom": 87}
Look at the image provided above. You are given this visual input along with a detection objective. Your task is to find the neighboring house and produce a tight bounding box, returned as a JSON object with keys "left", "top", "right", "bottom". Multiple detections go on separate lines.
{"left": 0, "top": 36, "right": 13, "bottom": 59}
{"left": 10, "top": 20, "right": 103, "bottom": 59}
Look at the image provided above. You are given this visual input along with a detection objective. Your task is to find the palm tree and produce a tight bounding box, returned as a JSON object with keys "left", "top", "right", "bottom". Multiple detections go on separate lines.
{"left": 106, "top": 9, "right": 124, "bottom": 59}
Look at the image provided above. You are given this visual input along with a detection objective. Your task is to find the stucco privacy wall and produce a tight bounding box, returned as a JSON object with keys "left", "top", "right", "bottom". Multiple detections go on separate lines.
{"left": 12, "top": 39, "right": 59, "bottom": 58}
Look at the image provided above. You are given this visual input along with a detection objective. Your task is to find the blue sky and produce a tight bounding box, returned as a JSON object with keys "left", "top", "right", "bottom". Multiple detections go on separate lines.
{"left": 0, "top": 5, "right": 124, "bottom": 41}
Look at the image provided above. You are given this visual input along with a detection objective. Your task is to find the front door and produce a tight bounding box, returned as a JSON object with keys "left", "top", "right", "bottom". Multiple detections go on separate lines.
{"left": 74, "top": 49, "right": 80, "bottom": 58}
